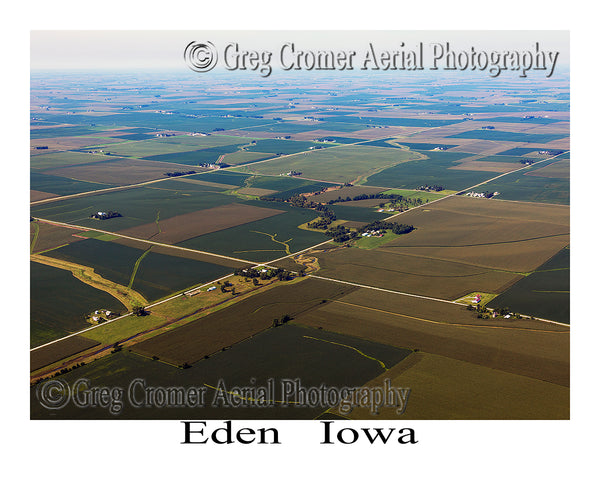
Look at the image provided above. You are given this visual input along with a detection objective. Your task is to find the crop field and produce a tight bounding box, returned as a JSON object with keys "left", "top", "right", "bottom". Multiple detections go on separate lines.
{"left": 152, "top": 134, "right": 258, "bottom": 148}
{"left": 30, "top": 336, "right": 100, "bottom": 372}
{"left": 377, "top": 196, "right": 569, "bottom": 272}
{"left": 363, "top": 150, "right": 500, "bottom": 190}
{"left": 234, "top": 145, "right": 423, "bottom": 184}
{"left": 130, "top": 251, "right": 234, "bottom": 301}
{"left": 42, "top": 158, "right": 202, "bottom": 186}
{"left": 328, "top": 204, "right": 390, "bottom": 223}
{"left": 30, "top": 151, "right": 122, "bottom": 170}
{"left": 295, "top": 292, "right": 569, "bottom": 387}
{"left": 177, "top": 201, "right": 328, "bottom": 262}
{"left": 117, "top": 203, "right": 286, "bottom": 244}
{"left": 337, "top": 352, "right": 569, "bottom": 420}
{"left": 447, "top": 129, "right": 567, "bottom": 143}
{"left": 30, "top": 220, "right": 86, "bottom": 254}
{"left": 30, "top": 172, "right": 111, "bottom": 196}
{"left": 363, "top": 139, "right": 460, "bottom": 150}
{"left": 246, "top": 139, "right": 336, "bottom": 154}
{"left": 41, "top": 238, "right": 234, "bottom": 302}
{"left": 240, "top": 174, "right": 332, "bottom": 194}
{"left": 97, "top": 138, "right": 209, "bottom": 157}
{"left": 215, "top": 150, "right": 275, "bottom": 166}
{"left": 30, "top": 125, "right": 111, "bottom": 139}
{"left": 480, "top": 162, "right": 570, "bottom": 204}
{"left": 32, "top": 323, "right": 412, "bottom": 419}
{"left": 191, "top": 170, "right": 252, "bottom": 186}
{"left": 313, "top": 248, "right": 521, "bottom": 300}
{"left": 30, "top": 261, "right": 126, "bottom": 347}
{"left": 30, "top": 184, "right": 239, "bottom": 231}
{"left": 524, "top": 159, "right": 570, "bottom": 178}
{"left": 35, "top": 111, "right": 275, "bottom": 134}
{"left": 31, "top": 135, "right": 127, "bottom": 153}
{"left": 319, "top": 115, "right": 464, "bottom": 128}
{"left": 142, "top": 145, "right": 251, "bottom": 165}
{"left": 447, "top": 160, "right": 519, "bottom": 173}
{"left": 487, "top": 247, "right": 569, "bottom": 323}
{"left": 131, "top": 277, "right": 356, "bottom": 364}
{"left": 241, "top": 122, "right": 331, "bottom": 134}
{"left": 496, "top": 147, "right": 553, "bottom": 156}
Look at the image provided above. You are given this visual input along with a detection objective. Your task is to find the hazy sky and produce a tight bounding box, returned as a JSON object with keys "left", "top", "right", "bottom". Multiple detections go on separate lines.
{"left": 31, "top": 30, "right": 569, "bottom": 71}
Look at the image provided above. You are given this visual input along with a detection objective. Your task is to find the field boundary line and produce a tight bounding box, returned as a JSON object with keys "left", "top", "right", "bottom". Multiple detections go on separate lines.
{"left": 32, "top": 217, "right": 254, "bottom": 266}
{"left": 331, "top": 299, "right": 570, "bottom": 333}
{"left": 309, "top": 275, "right": 570, "bottom": 328}
{"left": 308, "top": 274, "right": 459, "bottom": 305}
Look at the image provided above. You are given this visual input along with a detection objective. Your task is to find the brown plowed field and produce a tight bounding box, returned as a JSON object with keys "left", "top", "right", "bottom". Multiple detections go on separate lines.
{"left": 131, "top": 277, "right": 356, "bottom": 365}
{"left": 295, "top": 299, "right": 569, "bottom": 386}
{"left": 117, "top": 203, "right": 285, "bottom": 244}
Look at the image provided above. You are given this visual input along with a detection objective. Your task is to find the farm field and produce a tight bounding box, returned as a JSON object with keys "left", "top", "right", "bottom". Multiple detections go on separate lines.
{"left": 377, "top": 195, "right": 570, "bottom": 272}
{"left": 294, "top": 291, "right": 569, "bottom": 387}
{"left": 312, "top": 247, "right": 522, "bottom": 300}
{"left": 41, "top": 238, "right": 234, "bottom": 302}
{"left": 30, "top": 150, "right": 122, "bottom": 170}
{"left": 480, "top": 161, "right": 570, "bottom": 204}
{"left": 487, "top": 247, "right": 570, "bottom": 323}
{"left": 336, "top": 352, "right": 569, "bottom": 419}
{"left": 41, "top": 157, "right": 204, "bottom": 186}
{"left": 30, "top": 335, "right": 100, "bottom": 372}
{"left": 30, "top": 171, "right": 112, "bottom": 197}
{"left": 131, "top": 277, "right": 357, "bottom": 365}
{"left": 447, "top": 129, "right": 567, "bottom": 143}
{"left": 363, "top": 150, "right": 500, "bottom": 190}
{"left": 233, "top": 145, "right": 423, "bottom": 184}
{"left": 30, "top": 261, "right": 126, "bottom": 347}
{"left": 177, "top": 201, "right": 329, "bottom": 262}
{"left": 32, "top": 324, "right": 412, "bottom": 419}
{"left": 116, "top": 203, "right": 286, "bottom": 244}
{"left": 30, "top": 220, "right": 87, "bottom": 254}
{"left": 30, "top": 183, "right": 239, "bottom": 231}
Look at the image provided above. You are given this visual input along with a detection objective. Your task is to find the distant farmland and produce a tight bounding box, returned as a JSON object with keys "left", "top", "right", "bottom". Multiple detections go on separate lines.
{"left": 234, "top": 145, "right": 423, "bottom": 184}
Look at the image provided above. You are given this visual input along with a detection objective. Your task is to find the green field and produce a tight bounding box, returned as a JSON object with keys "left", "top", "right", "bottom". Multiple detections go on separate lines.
{"left": 142, "top": 145, "right": 249, "bottom": 165}
{"left": 363, "top": 150, "right": 495, "bottom": 191}
{"left": 329, "top": 204, "right": 391, "bottom": 223}
{"left": 178, "top": 201, "right": 328, "bottom": 262}
{"left": 191, "top": 171, "right": 252, "bottom": 186}
{"left": 30, "top": 126, "right": 110, "bottom": 139}
{"left": 30, "top": 172, "right": 112, "bottom": 196}
{"left": 42, "top": 239, "right": 234, "bottom": 302}
{"left": 30, "top": 183, "right": 238, "bottom": 230}
{"left": 479, "top": 162, "right": 570, "bottom": 204}
{"left": 31, "top": 324, "right": 413, "bottom": 419}
{"left": 487, "top": 248, "right": 570, "bottom": 323}
{"left": 447, "top": 129, "right": 567, "bottom": 143}
{"left": 31, "top": 151, "right": 121, "bottom": 170}
{"left": 363, "top": 140, "right": 459, "bottom": 150}
{"left": 30, "top": 261, "right": 126, "bottom": 347}
{"left": 234, "top": 145, "right": 422, "bottom": 184}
